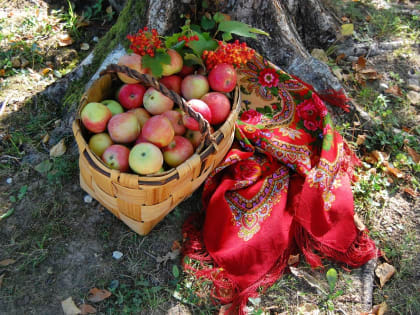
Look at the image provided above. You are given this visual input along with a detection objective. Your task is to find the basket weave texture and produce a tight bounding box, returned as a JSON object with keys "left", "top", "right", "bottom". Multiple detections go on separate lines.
{"left": 72, "top": 64, "right": 241, "bottom": 235}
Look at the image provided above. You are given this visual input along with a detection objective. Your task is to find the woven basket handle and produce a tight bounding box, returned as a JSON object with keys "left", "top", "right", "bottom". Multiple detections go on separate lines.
{"left": 100, "top": 64, "right": 216, "bottom": 149}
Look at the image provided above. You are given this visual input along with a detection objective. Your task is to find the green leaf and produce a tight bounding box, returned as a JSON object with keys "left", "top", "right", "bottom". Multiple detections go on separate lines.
{"left": 172, "top": 265, "right": 180, "bottom": 278}
{"left": 9, "top": 196, "right": 16, "bottom": 203}
{"left": 0, "top": 208, "right": 14, "bottom": 221}
{"left": 165, "top": 32, "right": 182, "bottom": 49}
{"left": 202, "top": 0, "right": 209, "bottom": 9}
{"left": 222, "top": 32, "right": 232, "bottom": 42}
{"left": 201, "top": 15, "right": 215, "bottom": 31}
{"left": 213, "top": 12, "right": 226, "bottom": 23}
{"left": 217, "top": 20, "right": 268, "bottom": 39}
{"left": 249, "top": 28, "right": 270, "bottom": 37}
{"left": 187, "top": 32, "right": 218, "bottom": 57}
{"left": 184, "top": 53, "right": 205, "bottom": 69}
{"left": 35, "top": 159, "right": 52, "bottom": 174}
{"left": 171, "top": 40, "right": 186, "bottom": 52}
{"left": 190, "top": 24, "right": 202, "bottom": 33}
{"left": 142, "top": 51, "right": 171, "bottom": 78}
{"left": 18, "top": 185, "right": 27, "bottom": 200}
{"left": 326, "top": 268, "right": 338, "bottom": 293}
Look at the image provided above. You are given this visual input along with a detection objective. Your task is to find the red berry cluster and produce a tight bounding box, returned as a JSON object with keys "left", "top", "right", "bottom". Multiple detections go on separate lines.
{"left": 177, "top": 34, "right": 199, "bottom": 46}
{"left": 127, "top": 27, "right": 162, "bottom": 57}
{"left": 202, "top": 40, "right": 255, "bottom": 70}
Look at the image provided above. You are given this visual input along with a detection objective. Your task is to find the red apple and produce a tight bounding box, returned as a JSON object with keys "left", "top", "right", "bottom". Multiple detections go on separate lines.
{"left": 161, "top": 49, "right": 183, "bottom": 76}
{"left": 117, "top": 53, "right": 149, "bottom": 84}
{"left": 208, "top": 63, "right": 237, "bottom": 93}
{"left": 117, "top": 83, "right": 146, "bottom": 110}
{"left": 134, "top": 133, "right": 148, "bottom": 145}
{"left": 162, "top": 136, "right": 194, "bottom": 167}
{"left": 107, "top": 112, "right": 141, "bottom": 143}
{"left": 143, "top": 87, "right": 174, "bottom": 115}
{"left": 81, "top": 102, "right": 112, "bottom": 133}
{"left": 181, "top": 74, "right": 209, "bottom": 100}
{"left": 201, "top": 92, "right": 231, "bottom": 125}
{"left": 141, "top": 115, "right": 174, "bottom": 147}
{"left": 102, "top": 144, "right": 130, "bottom": 172}
{"left": 185, "top": 129, "right": 202, "bottom": 149}
{"left": 88, "top": 133, "right": 113, "bottom": 157}
{"left": 182, "top": 99, "right": 212, "bottom": 131}
{"left": 128, "top": 108, "right": 151, "bottom": 128}
{"left": 101, "top": 99, "right": 124, "bottom": 116}
{"left": 179, "top": 64, "right": 194, "bottom": 77}
{"left": 129, "top": 143, "right": 163, "bottom": 175}
{"left": 162, "top": 110, "right": 186, "bottom": 136}
{"left": 159, "top": 75, "right": 182, "bottom": 94}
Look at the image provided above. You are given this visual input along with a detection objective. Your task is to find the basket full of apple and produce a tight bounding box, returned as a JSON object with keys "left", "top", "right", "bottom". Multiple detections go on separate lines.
{"left": 72, "top": 14, "right": 267, "bottom": 235}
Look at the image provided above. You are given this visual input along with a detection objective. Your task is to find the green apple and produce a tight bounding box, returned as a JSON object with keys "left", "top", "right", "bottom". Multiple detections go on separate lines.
{"left": 102, "top": 99, "right": 124, "bottom": 116}
{"left": 129, "top": 143, "right": 163, "bottom": 175}
{"left": 88, "top": 133, "right": 113, "bottom": 157}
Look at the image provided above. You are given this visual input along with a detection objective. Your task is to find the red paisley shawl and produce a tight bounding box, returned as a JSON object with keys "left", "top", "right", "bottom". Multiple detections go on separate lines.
{"left": 181, "top": 54, "right": 378, "bottom": 314}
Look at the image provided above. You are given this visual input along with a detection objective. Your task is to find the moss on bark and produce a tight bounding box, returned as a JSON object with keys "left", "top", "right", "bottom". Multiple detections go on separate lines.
{"left": 62, "top": 0, "right": 148, "bottom": 110}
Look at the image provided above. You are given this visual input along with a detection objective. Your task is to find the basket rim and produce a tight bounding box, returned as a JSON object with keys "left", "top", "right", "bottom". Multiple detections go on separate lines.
{"left": 73, "top": 75, "right": 241, "bottom": 187}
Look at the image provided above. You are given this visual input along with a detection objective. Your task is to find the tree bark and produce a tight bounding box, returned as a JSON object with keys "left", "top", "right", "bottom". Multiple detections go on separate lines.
{"left": 89, "top": 0, "right": 344, "bottom": 93}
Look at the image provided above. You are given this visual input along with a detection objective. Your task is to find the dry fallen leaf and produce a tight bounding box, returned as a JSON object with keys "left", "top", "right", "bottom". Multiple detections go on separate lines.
{"left": 80, "top": 43, "right": 90, "bottom": 51}
{"left": 405, "top": 146, "right": 420, "bottom": 163}
{"left": 0, "top": 259, "right": 16, "bottom": 266}
{"left": 402, "top": 187, "right": 418, "bottom": 197}
{"left": 311, "top": 48, "right": 329, "bottom": 63}
{"left": 354, "top": 213, "right": 366, "bottom": 231}
{"left": 375, "top": 262, "right": 396, "bottom": 287}
{"left": 363, "top": 301, "right": 388, "bottom": 315}
{"left": 42, "top": 68, "right": 52, "bottom": 75}
{"left": 289, "top": 266, "right": 328, "bottom": 295}
{"left": 385, "top": 85, "right": 403, "bottom": 97}
{"left": 371, "top": 150, "right": 389, "bottom": 163}
{"left": 356, "top": 134, "right": 367, "bottom": 146}
{"left": 356, "top": 68, "right": 382, "bottom": 83}
{"left": 288, "top": 254, "right": 300, "bottom": 265}
{"left": 335, "top": 53, "right": 346, "bottom": 64}
{"left": 341, "top": 16, "right": 350, "bottom": 23}
{"left": 42, "top": 133, "right": 50, "bottom": 144}
{"left": 61, "top": 297, "right": 81, "bottom": 315}
{"left": 156, "top": 248, "right": 181, "bottom": 264}
{"left": 0, "top": 69, "right": 5, "bottom": 77}
{"left": 0, "top": 274, "right": 5, "bottom": 288}
{"left": 167, "top": 303, "right": 192, "bottom": 315}
{"left": 353, "top": 56, "right": 367, "bottom": 72}
{"left": 297, "top": 303, "right": 320, "bottom": 315}
{"left": 50, "top": 139, "right": 66, "bottom": 157}
{"left": 79, "top": 303, "right": 97, "bottom": 314}
{"left": 383, "top": 161, "right": 404, "bottom": 178}
{"left": 58, "top": 33, "right": 74, "bottom": 46}
{"left": 332, "top": 68, "right": 344, "bottom": 81}
{"left": 87, "top": 288, "right": 111, "bottom": 303}
{"left": 341, "top": 23, "right": 354, "bottom": 36}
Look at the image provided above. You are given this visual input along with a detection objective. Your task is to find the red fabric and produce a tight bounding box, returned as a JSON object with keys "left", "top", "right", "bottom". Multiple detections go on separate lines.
{"left": 181, "top": 54, "right": 378, "bottom": 314}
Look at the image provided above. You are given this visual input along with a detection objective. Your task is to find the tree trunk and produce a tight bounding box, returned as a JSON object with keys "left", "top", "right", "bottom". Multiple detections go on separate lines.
{"left": 87, "top": 0, "right": 344, "bottom": 94}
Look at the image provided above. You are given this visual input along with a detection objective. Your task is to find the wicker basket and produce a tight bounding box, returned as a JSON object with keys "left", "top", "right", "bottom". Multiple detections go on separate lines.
{"left": 72, "top": 64, "right": 241, "bottom": 235}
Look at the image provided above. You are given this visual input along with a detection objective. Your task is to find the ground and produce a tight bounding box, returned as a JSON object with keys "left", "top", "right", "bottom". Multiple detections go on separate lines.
{"left": 0, "top": 0, "right": 419, "bottom": 314}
